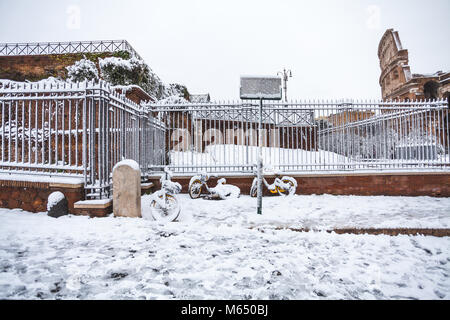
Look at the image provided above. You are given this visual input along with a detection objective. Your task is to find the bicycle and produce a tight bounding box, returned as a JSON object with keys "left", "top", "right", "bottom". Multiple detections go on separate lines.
{"left": 150, "top": 167, "right": 182, "bottom": 222}
{"left": 250, "top": 168, "right": 297, "bottom": 197}
{"left": 188, "top": 171, "right": 241, "bottom": 200}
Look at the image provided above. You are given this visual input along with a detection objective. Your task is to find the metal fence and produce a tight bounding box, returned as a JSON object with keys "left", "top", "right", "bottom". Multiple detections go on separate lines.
{"left": 0, "top": 40, "right": 141, "bottom": 59}
{"left": 1, "top": 83, "right": 448, "bottom": 200}
{"left": 0, "top": 80, "right": 165, "bottom": 199}
{"left": 148, "top": 99, "right": 449, "bottom": 174}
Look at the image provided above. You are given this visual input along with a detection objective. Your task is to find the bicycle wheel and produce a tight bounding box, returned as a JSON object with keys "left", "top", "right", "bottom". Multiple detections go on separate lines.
{"left": 188, "top": 179, "right": 203, "bottom": 199}
{"left": 150, "top": 193, "right": 181, "bottom": 222}
{"left": 277, "top": 177, "right": 297, "bottom": 196}
{"left": 250, "top": 185, "right": 258, "bottom": 197}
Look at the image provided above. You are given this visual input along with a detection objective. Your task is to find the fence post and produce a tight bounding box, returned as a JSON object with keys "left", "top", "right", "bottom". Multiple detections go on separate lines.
{"left": 257, "top": 98, "right": 263, "bottom": 215}
{"left": 82, "top": 83, "right": 88, "bottom": 193}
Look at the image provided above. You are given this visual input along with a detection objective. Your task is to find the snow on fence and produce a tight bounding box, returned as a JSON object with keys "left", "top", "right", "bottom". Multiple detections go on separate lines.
{"left": 147, "top": 99, "right": 449, "bottom": 174}
{"left": 0, "top": 80, "right": 165, "bottom": 199}
{"left": 1, "top": 81, "right": 448, "bottom": 200}
{"left": 0, "top": 40, "right": 141, "bottom": 60}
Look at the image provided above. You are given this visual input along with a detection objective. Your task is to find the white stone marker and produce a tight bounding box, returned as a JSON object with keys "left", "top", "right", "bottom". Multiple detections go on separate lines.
{"left": 113, "top": 159, "right": 142, "bottom": 218}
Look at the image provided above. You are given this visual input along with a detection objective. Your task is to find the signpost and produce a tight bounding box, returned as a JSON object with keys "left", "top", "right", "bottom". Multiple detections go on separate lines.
{"left": 240, "top": 76, "right": 282, "bottom": 214}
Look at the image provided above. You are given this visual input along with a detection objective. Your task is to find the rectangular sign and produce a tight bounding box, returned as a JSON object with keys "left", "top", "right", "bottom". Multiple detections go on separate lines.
{"left": 240, "top": 76, "right": 282, "bottom": 100}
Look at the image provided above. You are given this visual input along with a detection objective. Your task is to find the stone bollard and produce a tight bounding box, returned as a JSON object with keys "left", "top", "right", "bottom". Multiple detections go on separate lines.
{"left": 47, "top": 191, "right": 69, "bottom": 218}
{"left": 113, "top": 159, "right": 142, "bottom": 218}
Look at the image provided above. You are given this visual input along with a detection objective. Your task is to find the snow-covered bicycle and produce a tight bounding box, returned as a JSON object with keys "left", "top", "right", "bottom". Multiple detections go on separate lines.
{"left": 188, "top": 172, "right": 240, "bottom": 200}
{"left": 250, "top": 168, "right": 297, "bottom": 197}
{"left": 150, "top": 167, "right": 182, "bottom": 222}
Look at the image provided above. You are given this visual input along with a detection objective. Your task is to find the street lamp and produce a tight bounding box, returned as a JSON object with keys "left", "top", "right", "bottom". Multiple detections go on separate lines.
{"left": 277, "top": 68, "right": 293, "bottom": 102}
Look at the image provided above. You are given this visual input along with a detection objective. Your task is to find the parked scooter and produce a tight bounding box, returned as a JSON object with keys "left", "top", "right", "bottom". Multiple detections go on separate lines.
{"left": 189, "top": 172, "right": 240, "bottom": 200}
{"left": 150, "top": 167, "right": 182, "bottom": 222}
{"left": 250, "top": 167, "right": 297, "bottom": 197}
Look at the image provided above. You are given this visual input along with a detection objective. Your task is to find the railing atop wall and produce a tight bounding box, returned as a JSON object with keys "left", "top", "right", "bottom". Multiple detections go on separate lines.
{"left": 0, "top": 80, "right": 165, "bottom": 199}
{"left": 0, "top": 83, "right": 448, "bottom": 200}
{"left": 0, "top": 40, "right": 142, "bottom": 60}
{"left": 147, "top": 99, "right": 449, "bottom": 174}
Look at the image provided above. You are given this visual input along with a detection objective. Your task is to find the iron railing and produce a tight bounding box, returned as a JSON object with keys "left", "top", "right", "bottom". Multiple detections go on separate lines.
{"left": 148, "top": 99, "right": 449, "bottom": 174}
{"left": 0, "top": 40, "right": 142, "bottom": 60}
{"left": 0, "top": 80, "right": 165, "bottom": 199}
{"left": 1, "top": 82, "right": 448, "bottom": 200}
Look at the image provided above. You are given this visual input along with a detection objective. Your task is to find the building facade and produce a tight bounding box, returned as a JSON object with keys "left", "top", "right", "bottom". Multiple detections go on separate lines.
{"left": 378, "top": 29, "right": 450, "bottom": 102}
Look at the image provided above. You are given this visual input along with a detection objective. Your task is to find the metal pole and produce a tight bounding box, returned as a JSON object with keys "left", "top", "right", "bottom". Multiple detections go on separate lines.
{"left": 284, "top": 73, "right": 288, "bottom": 102}
{"left": 257, "top": 98, "right": 263, "bottom": 215}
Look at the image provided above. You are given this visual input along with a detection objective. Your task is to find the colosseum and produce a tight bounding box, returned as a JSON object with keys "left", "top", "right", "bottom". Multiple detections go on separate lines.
{"left": 378, "top": 29, "right": 450, "bottom": 103}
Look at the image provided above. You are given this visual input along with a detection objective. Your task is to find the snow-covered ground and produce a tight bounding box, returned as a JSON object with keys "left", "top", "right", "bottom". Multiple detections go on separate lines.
{"left": 0, "top": 194, "right": 449, "bottom": 300}
{"left": 166, "top": 194, "right": 450, "bottom": 230}
{"left": 169, "top": 144, "right": 450, "bottom": 170}
{"left": 170, "top": 144, "right": 349, "bottom": 169}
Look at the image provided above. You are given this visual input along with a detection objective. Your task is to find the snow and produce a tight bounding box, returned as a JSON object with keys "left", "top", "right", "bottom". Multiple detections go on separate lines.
{"left": 47, "top": 192, "right": 65, "bottom": 211}
{"left": 112, "top": 159, "right": 140, "bottom": 173}
{"left": 169, "top": 143, "right": 450, "bottom": 173}
{"left": 241, "top": 75, "right": 283, "bottom": 79}
{"left": 99, "top": 56, "right": 138, "bottom": 71}
{"left": 66, "top": 59, "right": 99, "bottom": 82}
{"left": 170, "top": 144, "right": 349, "bottom": 169}
{"left": 0, "top": 173, "right": 83, "bottom": 185}
{"left": 0, "top": 77, "right": 67, "bottom": 89}
{"left": 157, "top": 95, "right": 189, "bottom": 104}
{"left": 206, "top": 178, "right": 241, "bottom": 199}
{"left": 166, "top": 194, "right": 450, "bottom": 230}
{"left": 0, "top": 194, "right": 449, "bottom": 299}
{"left": 74, "top": 199, "right": 112, "bottom": 206}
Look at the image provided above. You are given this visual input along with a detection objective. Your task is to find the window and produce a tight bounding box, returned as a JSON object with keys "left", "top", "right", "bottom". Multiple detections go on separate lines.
{"left": 423, "top": 81, "right": 439, "bottom": 100}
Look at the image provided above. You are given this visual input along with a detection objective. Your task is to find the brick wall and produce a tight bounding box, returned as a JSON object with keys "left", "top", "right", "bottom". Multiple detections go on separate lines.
{"left": 0, "top": 53, "right": 118, "bottom": 82}
{"left": 0, "top": 179, "right": 84, "bottom": 213}
{"left": 148, "top": 172, "right": 450, "bottom": 197}
{"left": 0, "top": 54, "right": 81, "bottom": 81}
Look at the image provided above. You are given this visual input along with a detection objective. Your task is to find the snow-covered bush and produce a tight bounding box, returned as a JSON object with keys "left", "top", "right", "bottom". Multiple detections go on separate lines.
{"left": 64, "top": 55, "right": 192, "bottom": 102}
{"left": 163, "top": 83, "right": 190, "bottom": 100}
{"left": 66, "top": 59, "right": 99, "bottom": 82}
{"left": 156, "top": 83, "right": 190, "bottom": 104}
{"left": 99, "top": 57, "right": 160, "bottom": 95}
{"left": 157, "top": 95, "right": 189, "bottom": 104}
{"left": 99, "top": 56, "right": 189, "bottom": 101}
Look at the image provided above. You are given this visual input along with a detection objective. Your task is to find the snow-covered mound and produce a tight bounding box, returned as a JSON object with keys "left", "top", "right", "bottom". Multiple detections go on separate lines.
{"left": 1, "top": 194, "right": 450, "bottom": 299}
{"left": 207, "top": 178, "right": 241, "bottom": 200}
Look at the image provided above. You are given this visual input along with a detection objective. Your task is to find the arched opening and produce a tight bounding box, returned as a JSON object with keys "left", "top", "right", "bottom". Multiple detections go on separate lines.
{"left": 393, "top": 70, "right": 399, "bottom": 80}
{"left": 423, "top": 81, "right": 439, "bottom": 100}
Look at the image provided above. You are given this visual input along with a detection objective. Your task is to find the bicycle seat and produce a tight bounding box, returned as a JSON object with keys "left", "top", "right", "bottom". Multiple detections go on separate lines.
{"left": 162, "top": 180, "right": 182, "bottom": 194}
{"left": 197, "top": 171, "right": 209, "bottom": 182}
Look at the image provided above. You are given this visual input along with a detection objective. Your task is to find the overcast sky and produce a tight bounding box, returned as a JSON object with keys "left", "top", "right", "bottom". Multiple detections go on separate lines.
{"left": 0, "top": 0, "right": 449, "bottom": 100}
